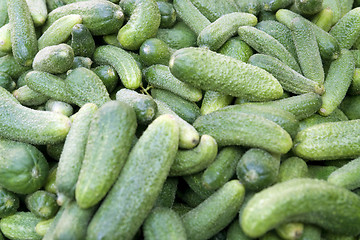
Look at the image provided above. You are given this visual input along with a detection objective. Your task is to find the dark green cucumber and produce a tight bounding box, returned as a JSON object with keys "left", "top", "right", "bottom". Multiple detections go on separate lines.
{"left": 176, "top": 185, "right": 205, "bottom": 207}
{"left": 169, "top": 47, "right": 283, "bottom": 101}
{"left": 200, "top": 91, "right": 233, "bottom": 115}
{"left": 235, "top": 0, "right": 261, "bottom": 15}
{"left": 154, "top": 177, "right": 178, "bottom": 208}
{"left": 76, "top": 101, "right": 137, "bottom": 209}
{"left": 93, "top": 45, "right": 141, "bottom": 90}
{"left": 44, "top": 0, "right": 124, "bottom": 36}
{"left": 295, "top": 0, "right": 323, "bottom": 15}
{"left": 260, "top": 0, "right": 294, "bottom": 11}
{"left": 156, "top": 22, "right": 197, "bottom": 49}
{"left": 0, "top": 54, "right": 31, "bottom": 79}
{"left": 299, "top": 225, "right": 321, "bottom": 240}
{"left": 340, "top": 95, "right": 360, "bottom": 120}
{"left": 248, "top": 54, "right": 324, "bottom": 95}
{"left": 0, "top": 212, "right": 42, "bottom": 240}
{"left": 236, "top": 148, "right": 281, "bottom": 191}
{"left": 190, "top": 0, "right": 239, "bottom": 22}
{"left": 44, "top": 164, "right": 58, "bottom": 195}
{"left": 46, "top": 143, "right": 64, "bottom": 161}
{"left": 0, "top": 72, "right": 14, "bottom": 92}
{"left": 218, "top": 36, "right": 253, "bottom": 62}
{"left": 117, "top": 0, "right": 161, "bottom": 50}
{"left": 0, "top": 187, "right": 19, "bottom": 218}
{"left": 92, "top": 65, "right": 119, "bottom": 93}
{"left": 139, "top": 38, "right": 174, "bottom": 66}
{"left": 327, "top": 157, "right": 360, "bottom": 190}
{"left": 71, "top": 56, "right": 92, "bottom": 69}
{"left": 183, "top": 172, "right": 215, "bottom": 199}
{"left": 202, "top": 146, "right": 243, "bottom": 191}
{"left": 277, "top": 157, "right": 308, "bottom": 182}
{"left": 193, "top": 111, "right": 293, "bottom": 154}
{"left": 143, "top": 207, "right": 187, "bottom": 240}
{"left": 182, "top": 180, "right": 245, "bottom": 240}
{"left": 70, "top": 23, "right": 95, "bottom": 57}
{"left": 227, "top": 218, "right": 252, "bottom": 240}
{"left": 241, "top": 178, "right": 360, "bottom": 237}
{"left": 8, "top": 0, "right": 38, "bottom": 66}
{"left": 25, "top": 190, "right": 59, "bottom": 219}
{"left": 86, "top": 114, "right": 179, "bottom": 240}
{"left": 13, "top": 85, "right": 49, "bottom": 107}
{"left": 258, "top": 10, "right": 277, "bottom": 21}
{"left": 157, "top": 1, "right": 176, "bottom": 28}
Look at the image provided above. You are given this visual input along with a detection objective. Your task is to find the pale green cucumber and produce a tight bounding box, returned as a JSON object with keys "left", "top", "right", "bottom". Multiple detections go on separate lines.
{"left": 190, "top": 0, "right": 239, "bottom": 22}
{"left": 93, "top": 45, "right": 142, "bottom": 90}
{"left": 35, "top": 218, "right": 54, "bottom": 237}
{"left": 276, "top": 223, "right": 304, "bottom": 240}
{"left": 200, "top": 91, "right": 233, "bottom": 116}
{"left": 197, "top": 12, "right": 257, "bottom": 51}
{"left": 42, "top": 202, "right": 67, "bottom": 240}
{"left": 86, "top": 114, "right": 179, "bottom": 240}
{"left": 218, "top": 36, "right": 253, "bottom": 62}
{"left": 340, "top": 95, "right": 360, "bottom": 120}
{"left": 0, "top": 0, "right": 7, "bottom": 28}
{"left": 75, "top": 101, "right": 137, "bottom": 209}
{"left": 0, "top": 85, "right": 19, "bottom": 103}
{"left": 0, "top": 212, "right": 42, "bottom": 240}
{"left": 56, "top": 103, "right": 98, "bottom": 201}
{"left": 293, "top": 119, "right": 360, "bottom": 160}
{"left": 234, "top": 0, "right": 261, "bottom": 15}
{"left": 169, "top": 47, "right": 283, "bottom": 101}
{"left": 312, "top": 7, "right": 334, "bottom": 32}
{"left": 0, "top": 54, "right": 31, "bottom": 79}
{"left": 320, "top": 49, "right": 355, "bottom": 116}
{"left": 169, "top": 135, "right": 218, "bottom": 176}
{"left": 327, "top": 157, "right": 360, "bottom": 190}
{"left": 0, "top": 23, "right": 11, "bottom": 53}
{"left": 241, "top": 178, "right": 360, "bottom": 238}
{"left": 294, "top": 0, "right": 323, "bottom": 15}
{"left": 193, "top": 111, "right": 293, "bottom": 154}
{"left": 26, "top": 0, "right": 48, "bottom": 26}
{"left": 322, "top": 0, "right": 341, "bottom": 25}
{"left": 260, "top": 0, "right": 294, "bottom": 11}
{"left": 45, "top": 100, "right": 73, "bottom": 117}
{"left": 13, "top": 85, "right": 49, "bottom": 106}
{"left": 277, "top": 157, "right": 308, "bottom": 182}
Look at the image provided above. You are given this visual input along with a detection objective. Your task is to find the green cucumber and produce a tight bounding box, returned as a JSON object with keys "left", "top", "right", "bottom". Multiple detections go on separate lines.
{"left": 183, "top": 172, "right": 215, "bottom": 199}
{"left": 312, "top": 7, "right": 334, "bottom": 32}
{"left": 0, "top": 0, "right": 7, "bottom": 28}
{"left": 200, "top": 91, "right": 233, "bottom": 115}
{"left": 76, "top": 101, "right": 137, "bottom": 209}
{"left": 258, "top": 10, "right": 277, "bottom": 21}
{"left": 44, "top": 0, "right": 124, "bottom": 36}
{"left": 44, "top": 164, "right": 58, "bottom": 194}
{"left": 139, "top": 38, "right": 174, "bottom": 66}
{"left": 71, "top": 56, "right": 92, "bottom": 69}
{"left": 46, "top": 0, "right": 65, "bottom": 12}
{"left": 154, "top": 177, "right": 178, "bottom": 208}
{"left": 193, "top": 111, "right": 293, "bottom": 154}
{"left": 241, "top": 178, "right": 360, "bottom": 238}
{"left": 321, "top": 232, "right": 356, "bottom": 240}
{"left": 93, "top": 45, "right": 142, "bottom": 90}
{"left": 299, "top": 225, "right": 321, "bottom": 240}
{"left": 234, "top": 0, "right": 261, "bottom": 15}
{"left": 0, "top": 23, "right": 11, "bottom": 53}
{"left": 348, "top": 68, "right": 360, "bottom": 95}
{"left": 177, "top": 185, "right": 205, "bottom": 207}
{"left": 173, "top": 0, "right": 211, "bottom": 35}
{"left": 260, "top": 0, "right": 294, "bottom": 11}
{"left": 308, "top": 165, "right": 338, "bottom": 180}
{"left": 0, "top": 212, "right": 42, "bottom": 240}
{"left": 260, "top": 231, "right": 282, "bottom": 240}
{"left": 189, "top": 0, "right": 239, "bottom": 22}
{"left": 0, "top": 85, "right": 18, "bottom": 103}
{"left": 56, "top": 103, "right": 97, "bottom": 201}
{"left": 293, "top": 120, "right": 360, "bottom": 160}
{"left": 0, "top": 187, "right": 19, "bottom": 218}
{"left": 143, "top": 207, "right": 187, "bottom": 240}
{"left": 35, "top": 218, "right": 54, "bottom": 237}
{"left": 33, "top": 44, "right": 74, "bottom": 74}
{"left": 277, "top": 157, "right": 308, "bottom": 182}
{"left": 45, "top": 100, "right": 73, "bottom": 117}
{"left": 275, "top": 223, "right": 304, "bottom": 240}
{"left": 248, "top": 54, "right": 324, "bottom": 95}
{"left": 237, "top": 26, "right": 301, "bottom": 73}
{"left": 236, "top": 148, "right": 280, "bottom": 191}
{"left": 319, "top": 49, "right": 355, "bottom": 116}
{"left": 182, "top": 180, "right": 245, "bottom": 240}
{"left": 169, "top": 134, "right": 218, "bottom": 176}
{"left": 25, "top": 190, "right": 59, "bottom": 219}
{"left": 327, "top": 157, "right": 360, "bottom": 190}
{"left": 156, "top": 22, "right": 197, "bottom": 49}
{"left": 13, "top": 85, "right": 49, "bottom": 106}
{"left": 294, "top": 0, "right": 323, "bottom": 15}
{"left": 42, "top": 201, "right": 67, "bottom": 240}
{"left": 86, "top": 114, "right": 179, "bottom": 240}
{"left": 46, "top": 143, "right": 64, "bottom": 161}
{"left": 299, "top": 108, "right": 348, "bottom": 132}
{"left": 26, "top": 0, "right": 47, "bottom": 27}
{"left": 0, "top": 72, "right": 14, "bottom": 92}
{"left": 290, "top": 17, "right": 324, "bottom": 84}
{"left": 8, "top": 0, "right": 38, "bottom": 66}
{"left": 340, "top": 95, "right": 360, "bottom": 120}
{"left": 322, "top": 0, "right": 341, "bottom": 25}
{"left": 64, "top": 67, "right": 111, "bottom": 107}
{"left": 157, "top": 1, "right": 176, "bottom": 28}
{"left": 151, "top": 88, "right": 201, "bottom": 123}
{"left": 0, "top": 55, "right": 31, "bottom": 79}
{"left": 117, "top": 0, "right": 161, "bottom": 50}
{"left": 92, "top": 65, "right": 119, "bottom": 93}
{"left": 227, "top": 218, "right": 252, "bottom": 240}
{"left": 197, "top": 12, "right": 257, "bottom": 51}
{"left": 202, "top": 146, "right": 243, "bottom": 191}
{"left": 218, "top": 36, "right": 253, "bottom": 62}
{"left": 70, "top": 23, "right": 95, "bottom": 57}
{"left": 169, "top": 47, "right": 283, "bottom": 101}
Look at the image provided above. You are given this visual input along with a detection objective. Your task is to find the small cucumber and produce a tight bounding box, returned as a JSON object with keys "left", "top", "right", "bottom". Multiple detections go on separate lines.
{"left": 70, "top": 23, "right": 95, "bottom": 57}
{"left": 169, "top": 47, "right": 283, "bottom": 101}
{"left": 143, "top": 207, "right": 187, "bottom": 240}
{"left": 169, "top": 135, "right": 218, "bottom": 176}
{"left": 189, "top": 0, "right": 239, "bottom": 22}
{"left": 154, "top": 177, "right": 178, "bottom": 208}
{"left": 340, "top": 95, "right": 360, "bottom": 120}
{"left": 117, "top": 0, "right": 161, "bottom": 50}
{"left": 241, "top": 178, "right": 360, "bottom": 237}
{"left": 8, "top": 0, "right": 38, "bottom": 66}
{"left": 182, "top": 180, "right": 245, "bottom": 240}
{"left": 44, "top": 164, "right": 57, "bottom": 194}
{"left": 93, "top": 45, "right": 142, "bottom": 90}
{"left": 0, "top": 187, "right": 19, "bottom": 218}
{"left": 197, "top": 12, "right": 257, "bottom": 51}
{"left": 218, "top": 36, "right": 253, "bottom": 62}
{"left": 45, "top": 100, "right": 73, "bottom": 117}
{"left": 202, "top": 146, "right": 243, "bottom": 191}
{"left": 25, "top": 190, "right": 59, "bottom": 219}
{"left": 35, "top": 218, "right": 54, "bottom": 237}
{"left": 193, "top": 111, "right": 293, "bottom": 154}
{"left": 139, "top": 38, "right": 174, "bottom": 66}
{"left": 327, "top": 157, "right": 360, "bottom": 190}
{"left": 234, "top": 0, "right": 261, "bottom": 15}
{"left": 87, "top": 114, "right": 179, "bottom": 240}
{"left": 116, "top": 88, "right": 157, "bottom": 125}
{"left": 71, "top": 56, "right": 92, "bottom": 69}
{"left": 44, "top": 0, "right": 124, "bottom": 36}
{"left": 260, "top": 0, "right": 294, "bottom": 11}
{"left": 13, "top": 85, "right": 49, "bottom": 106}
{"left": 308, "top": 165, "right": 338, "bottom": 180}
{"left": 76, "top": 101, "right": 137, "bottom": 209}
{"left": 0, "top": 0, "right": 7, "bottom": 28}
{"left": 0, "top": 23, "right": 11, "bottom": 53}
{"left": 312, "top": 7, "right": 334, "bottom": 32}
{"left": 276, "top": 223, "right": 304, "bottom": 240}
{"left": 200, "top": 91, "right": 233, "bottom": 115}
{"left": 293, "top": 120, "right": 360, "bottom": 160}
{"left": 0, "top": 54, "right": 31, "bottom": 79}
{"left": 319, "top": 49, "right": 355, "bottom": 116}
{"left": 0, "top": 72, "right": 14, "bottom": 92}
{"left": 26, "top": 0, "right": 48, "bottom": 26}
{"left": 92, "top": 65, "right": 119, "bottom": 93}
{"left": 294, "top": 0, "right": 323, "bottom": 15}
{"left": 156, "top": 22, "right": 197, "bottom": 49}
{"left": 277, "top": 157, "right": 308, "bottom": 182}
{"left": 236, "top": 148, "right": 280, "bottom": 191}
{"left": 157, "top": 1, "right": 176, "bottom": 28}
{"left": 0, "top": 212, "right": 42, "bottom": 240}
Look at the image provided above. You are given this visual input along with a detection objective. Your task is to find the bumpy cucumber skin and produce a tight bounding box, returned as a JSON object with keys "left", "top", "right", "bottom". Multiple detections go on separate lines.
{"left": 200, "top": 91, "right": 233, "bottom": 115}
{"left": 93, "top": 45, "right": 142, "bottom": 90}
{"left": 193, "top": 111, "right": 293, "bottom": 154}
{"left": 157, "top": 1, "right": 176, "bottom": 28}
{"left": 312, "top": 7, "right": 334, "bottom": 32}
{"left": 154, "top": 178, "right": 178, "bottom": 208}
{"left": 295, "top": 0, "right": 323, "bottom": 15}
{"left": 241, "top": 178, "right": 360, "bottom": 238}
{"left": 92, "top": 65, "right": 118, "bottom": 93}
{"left": 71, "top": 23, "right": 95, "bottom": 57}
{"left": 75, "top": 101, "right": 137, "bottom": 209}
{"left": 260, "top": 0, "right": 293, "bottom": 11}
{"left": 327, "top": 157, "right": 360, "bottom": 190}
{"left": 56, "top": 103, "right": 98, "bottom": 199}
{"left": 340, "top": 95, "right": 360, "bottom": 120}
{"left": 143, "top": 207, "right": 187, "bottom": 240}
{"left": 35, "top": 218, "right": 54, "bottom": 237}
{"left": 218, "top": 36, "right": 253, "bottom": 62}
{"left": 13, "top": 85, "right": 49, "bottom": 107}
{"left": 197, "top": 12, "right": 257, "bottom": 51}
{"left": 184, "top": 172, "right": 215, "bottom": 200}
{"left": 277, "top": 157, "right": 308, "bottom": 182}
{"left": 235, "top": 0, "right": 261, "bottom": 15}
{"left": 25, "top": 190, "right": 59, "bottom": 219}
{"left": 44, "top": 0, "right": 124, "bottom": 35}
{"left": 7, "top": 0, "right": 38, "bottom": 66}
{"left": 87, "top": 115, "right": 179, "bottom": 240}
{"left": 156, "top": 22, "right": 197, "bottom": 49}
{"left": 0, "top": 55, "right": 31, "bottom": 79}
{"left": 117, "top": 0, "right": 160, "bottom": 50}
{"left": 182, "top": 180, "right": 245, "bottom": 240}
{"left": 169, "top": 47, "right": 283, "bottom": 101}
{"left": 0, "top": 187, "right": 19, "bottom": 218}
{"left": 0, "top": 0, "right": 7, "bottom": 28}
{"left": 0, "top": 212, "right": 42, "bottom": 240}
{"left": 190, "top": 0, "right": 240, "bottom": 22}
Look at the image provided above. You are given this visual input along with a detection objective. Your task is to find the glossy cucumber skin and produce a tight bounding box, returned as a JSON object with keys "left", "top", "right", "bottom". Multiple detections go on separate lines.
{"left": 0, "top": 212, "right": 42, "bottom": 240}
{"left": 157, "top": 1, "right": 176, "bottom": 28}
{"left": 184, "top": 172, "right": 215, "bottom": 199}
{"left": 0, "top": 187, "right": 19, "bottom": 218}
{"left": 93, "top": 45, "right": 141, "bottom": 90}
{"left": 25, "top": 190, "right": 59, "bottom": 219}
{"left": 241, "top": 178, "right": 360, "bottom": 238}
{"left": 169, "top": 47, "right": 283, "bottom": 101}
{"left": 86, "top": 115, "right": 179, "bottom": 240}
{"left": 92, "top": 65, "right": 118, "bottom": 93}
{"left": 190, "top": 0, "right": 239, "bottom": 22}
{"left": 327, "top": 157, "right": 360, "bottom": 190}
{"left": 75, "top": 101, "right": 137, "bottom": 209}
{"left": 7, "top": 0, "right": 38, "bottom": 66}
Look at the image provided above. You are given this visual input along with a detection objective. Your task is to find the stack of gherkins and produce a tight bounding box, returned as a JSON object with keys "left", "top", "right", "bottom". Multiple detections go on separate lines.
{"left": 1, "top": 0, "right": 360, "bottom": 239}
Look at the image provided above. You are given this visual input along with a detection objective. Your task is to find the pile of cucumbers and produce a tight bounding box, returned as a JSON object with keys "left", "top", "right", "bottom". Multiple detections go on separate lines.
{"left": 1, "top": 0, "right": 360, "bottom": 239}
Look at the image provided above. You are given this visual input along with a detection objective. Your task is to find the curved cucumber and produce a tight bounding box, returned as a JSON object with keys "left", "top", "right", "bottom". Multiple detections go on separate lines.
{"left": 299, "top": 108, "right": 348, "bottom": 132}
{"left": 327, "top": 157, "right": 360, "bottom": 190}
{"left": 241, "top": 178, "right": 360, "bottom": 237}
{"left": 13, "top": 85, "right": 49, "bottom": 107}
